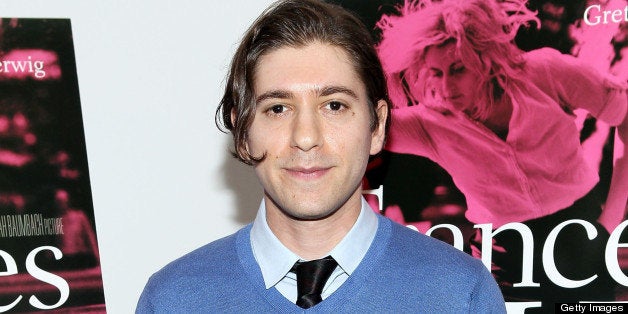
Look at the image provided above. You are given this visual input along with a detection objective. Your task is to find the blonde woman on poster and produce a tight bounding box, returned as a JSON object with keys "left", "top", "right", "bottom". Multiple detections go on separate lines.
{"left": 377, "top": 0, "right": 628, "bottom": 309}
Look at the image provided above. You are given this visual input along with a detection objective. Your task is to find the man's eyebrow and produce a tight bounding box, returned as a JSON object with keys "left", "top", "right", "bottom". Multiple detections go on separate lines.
{"left": 256, "top": 90, "right": 293, "bottom": 104}
{"left": 319, "top": 85, "right": 359, "bottom": 100}
{"left": 256, "top": 85, "right": 360, "bottom": 104}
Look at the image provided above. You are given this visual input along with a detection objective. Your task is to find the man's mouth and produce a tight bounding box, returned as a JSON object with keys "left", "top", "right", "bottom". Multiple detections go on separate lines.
{"left": 284, "top": 166, "right": 331, "bottom": 179}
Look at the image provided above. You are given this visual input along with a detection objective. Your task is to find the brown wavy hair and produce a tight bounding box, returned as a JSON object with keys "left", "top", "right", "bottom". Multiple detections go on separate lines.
{"left": 215, "top": 0, "right": 390, "bottom": 165}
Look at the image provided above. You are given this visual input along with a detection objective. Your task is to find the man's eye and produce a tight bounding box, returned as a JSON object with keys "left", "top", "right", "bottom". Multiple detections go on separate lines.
{"left": 269, "top": 104, "right": 285, "bottom": 114}
{"left": 326, "top": 101, "right": 344, "bottom": 111}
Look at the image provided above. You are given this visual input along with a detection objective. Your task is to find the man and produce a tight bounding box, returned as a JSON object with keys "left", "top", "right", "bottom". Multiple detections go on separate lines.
{"left": 136, "top": 0, "right": 505, "bottom": 312}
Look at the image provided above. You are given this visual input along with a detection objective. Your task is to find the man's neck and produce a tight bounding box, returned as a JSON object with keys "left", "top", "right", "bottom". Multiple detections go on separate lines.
{"left": 265, "top": 192, "right": 362, "bottom": 260}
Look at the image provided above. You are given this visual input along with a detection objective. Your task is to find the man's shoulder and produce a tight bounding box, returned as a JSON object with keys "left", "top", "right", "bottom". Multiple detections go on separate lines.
{"left": 136, "top": 225, "right": 255, "bottom": 312}
{"left": 364, "top": 218, "right": 505, "bottom": 312}
{"left": 381, "top": 217, "right": 489, "bottom": 280}
{"left": 143, "top": 225, "right": 250, "bottom": 292}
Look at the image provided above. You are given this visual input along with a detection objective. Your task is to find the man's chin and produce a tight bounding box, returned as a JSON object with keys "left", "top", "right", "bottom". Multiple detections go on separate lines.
{"left": 270, "top": 200, "right": 344, "bottom": 221}
{"left": 283, "top": 208, "right": 338, "bottom": 221}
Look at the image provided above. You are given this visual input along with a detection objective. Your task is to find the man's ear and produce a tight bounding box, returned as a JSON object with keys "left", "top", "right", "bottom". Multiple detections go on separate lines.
{"left": 370, "top": 99, "right": 388, "bottom": 155}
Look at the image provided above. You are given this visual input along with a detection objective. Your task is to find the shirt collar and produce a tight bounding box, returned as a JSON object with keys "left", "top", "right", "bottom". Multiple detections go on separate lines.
{"left": 327, "top": 198, "right": 378, "bottom": 275}
{"left": 250, "top": 197, "right": 379, "bottom": 289}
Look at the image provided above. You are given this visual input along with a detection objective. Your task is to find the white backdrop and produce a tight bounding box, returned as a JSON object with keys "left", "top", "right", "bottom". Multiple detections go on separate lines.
{"left": 0, "top": 0, "right": 274, "bottom": 312}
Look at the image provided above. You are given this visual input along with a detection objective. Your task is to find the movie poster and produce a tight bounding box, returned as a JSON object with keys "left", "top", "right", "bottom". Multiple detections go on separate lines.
{"left": 330, "top": 0, "right": 628, "bottom": 312}
{"left": 0, "top": 18, "right": 105, "bottom": 313}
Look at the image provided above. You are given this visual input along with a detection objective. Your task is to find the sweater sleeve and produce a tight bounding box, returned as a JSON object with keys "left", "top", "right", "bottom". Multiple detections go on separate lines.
{"left": 135, "top": 280, "right": 155, "bottom": 314}
{"left": 468, "top": 263, "right": 507, "bottom": 313}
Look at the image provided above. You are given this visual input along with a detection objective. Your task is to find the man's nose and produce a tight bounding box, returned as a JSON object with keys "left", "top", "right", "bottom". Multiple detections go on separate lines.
{"left": 290, "top": 108, "right": 322, "bottom": 152}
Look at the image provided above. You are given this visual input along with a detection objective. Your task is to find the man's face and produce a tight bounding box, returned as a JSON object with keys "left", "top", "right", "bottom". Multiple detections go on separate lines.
{"left": 247, "top": 42, "right": 386, "bottom": 221}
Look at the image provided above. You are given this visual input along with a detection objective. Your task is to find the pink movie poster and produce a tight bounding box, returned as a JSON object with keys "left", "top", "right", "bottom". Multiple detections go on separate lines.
{"left": 0, "top": 19, "right": 105, "bottom": 313}
{"left": 330, "top": 0, "right": 628, "bottom": 312}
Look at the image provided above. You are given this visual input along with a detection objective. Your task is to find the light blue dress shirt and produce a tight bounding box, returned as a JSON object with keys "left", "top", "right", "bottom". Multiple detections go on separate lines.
{"left": 250, "top": 197, "right": 379, "bottom": 303}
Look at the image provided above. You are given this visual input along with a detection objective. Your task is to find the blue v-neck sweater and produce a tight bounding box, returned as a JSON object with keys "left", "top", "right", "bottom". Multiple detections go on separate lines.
{"left": 137, "top": 215, "right": 506, "bottom": 313}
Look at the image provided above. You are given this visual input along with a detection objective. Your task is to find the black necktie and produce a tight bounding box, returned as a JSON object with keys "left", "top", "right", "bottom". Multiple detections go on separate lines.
{"left": 291, "top": 255, "right": 338, "bottom": 309}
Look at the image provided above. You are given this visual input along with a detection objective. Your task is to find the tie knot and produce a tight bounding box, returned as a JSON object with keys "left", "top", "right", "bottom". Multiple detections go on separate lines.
{"left": 292, "top": 256, "right": 338, "bottom": 309}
